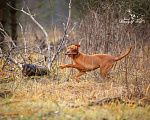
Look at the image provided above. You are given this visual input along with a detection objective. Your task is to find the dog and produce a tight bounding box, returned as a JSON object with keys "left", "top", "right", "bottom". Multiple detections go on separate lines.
{"left": 59, "top": 44, "right": 132, "bottom": 83}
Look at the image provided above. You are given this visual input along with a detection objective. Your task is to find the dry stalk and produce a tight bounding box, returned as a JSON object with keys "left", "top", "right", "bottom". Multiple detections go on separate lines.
{"left": 0, "top": 27, "right": 25, "bottom": 68}
{"left": 50, "top": 0, "right": 73, "bottom": 65}
{"left": 19, "top": 23, "right": 27, "bottom": 64}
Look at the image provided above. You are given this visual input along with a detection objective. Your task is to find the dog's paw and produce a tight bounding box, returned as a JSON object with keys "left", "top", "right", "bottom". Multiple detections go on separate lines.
{"left": 59, "top": 65, "right": 65, "bottom": 69}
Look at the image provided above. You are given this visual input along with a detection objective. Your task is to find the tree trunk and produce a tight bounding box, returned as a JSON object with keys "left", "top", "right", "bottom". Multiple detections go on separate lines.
{"left": 0, "top": 0, "right": 9, "bottom": 52}
{"left": 10, "top": 0, "right": 17, "bottom": 45}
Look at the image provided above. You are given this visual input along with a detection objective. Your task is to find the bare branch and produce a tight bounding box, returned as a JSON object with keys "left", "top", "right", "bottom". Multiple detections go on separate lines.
{"left": 68, "top": 22, "right": 77, "bottom": 35}
{"left": 7, "top": 0, "right": 74, "bottom": 68}
{"left": 20, "top": 9, "right": 51, "bottom": 68}
{"left": 38, "top": 47, "right": 46, "bottom": 65}
{"left": 19, "top": 23, "right": 27, "bottom": 64}
{"left": 7, "top": 3, "right": 51, "bottom": 68}
{"left": 0, "top": 54, "right": 22, "bottom": 69}
{"left": 8, "top": 57, "right": 22, "bottom": 68}
{"left": 50, "top": 0, "right": 72, "bottom": 65}
{"left": 0, "top": 28, "right": 16, "bottom": 47}
{"left": 34, "top": 33, "right": 46, "bottom": 65}
{"left": 0, "top": 25, "right": 26, "bottom": 65}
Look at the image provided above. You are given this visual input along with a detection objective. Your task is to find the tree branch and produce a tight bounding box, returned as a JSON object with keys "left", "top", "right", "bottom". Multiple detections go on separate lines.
{"left": 50, "top": 0, "right": 72, "bottom": 65}
{"left": 19, "top": 23, "right": 27, "bottom": 64}
{"left": 7, "top": 0, "right": 74, "bottom": 68}
{"left": 7, "top": 3, "right": 51, "bottom": 68}
{"left": 0, "top": 23, "right": 25, "bottom": 67}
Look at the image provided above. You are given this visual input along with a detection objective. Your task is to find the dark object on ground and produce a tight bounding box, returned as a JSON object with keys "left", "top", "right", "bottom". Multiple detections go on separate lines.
{"left": 0, "top": 89, "right": 13, "bottom": 99}
{"left": 88, "top": 97, "right": 150, "bottom": 106}
{"left": 22, "top": 64, "right": 49, "bottom": 76}
{"left": 88, "top": 97, "right": 124, "bottom": 106}
{"left": 139, "top": 97, "right": 150, "bottom": 105}
{"left": 68, "top": 97, "right": 150, "bottom": 108}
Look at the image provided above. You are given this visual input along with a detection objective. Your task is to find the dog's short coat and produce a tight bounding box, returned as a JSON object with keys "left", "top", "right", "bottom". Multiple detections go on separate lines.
{"left": 59, "top": 45, "right": 132, "bottom": 82}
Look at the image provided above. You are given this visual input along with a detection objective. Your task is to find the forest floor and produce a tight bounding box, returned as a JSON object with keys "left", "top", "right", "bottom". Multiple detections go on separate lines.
{"left": 0, "top": 75, "right": 150, "bottom": 120}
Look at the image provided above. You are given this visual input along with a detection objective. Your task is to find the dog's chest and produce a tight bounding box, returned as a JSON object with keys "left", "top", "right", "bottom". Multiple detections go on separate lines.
{"left": 73, "top": 56, "right": 100, "bottom": 70}
{"left": 73, "top": 58, "right": 83, "bottom": 66}
{"left": 73, "top": 57, "right": 95, "bottom": 66}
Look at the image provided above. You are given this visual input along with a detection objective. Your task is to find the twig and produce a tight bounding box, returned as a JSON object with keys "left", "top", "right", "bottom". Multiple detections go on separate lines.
{"left": 0, "top": 54, "right": 22, "bottom": 69}
{"left": 50, "top": 0, "right": 72, "bottom": 65}
{"left": 2, "top": 53, "right": 10, "bottom": 70}
{"left": 38, "top": 47, "right": 45, "bottom": 65}
{"left": 19, "top": 23, "right": 27, "bottom": 64}
{"left": 8, "top": 57, "right": 22, "bottom": 68}
{"left": 33, "top": 59, "right": 45, "bottom": 64}
{"left": 0, "top": 27, "right": 26, "bottom": 64}
{"left": 34, "top": 32, "right": 46, "bottom": 65}
{"left": 0, "top": 28, "right": 14, "bottom": 49}
{"left": 125, "top": 57, "right": 129, "bottom": 98}
{"left": 0, "top": 26, "right": 25, "bottom": 68}
{"left": 67, "top": 22, "right": 77, "bottom": 35}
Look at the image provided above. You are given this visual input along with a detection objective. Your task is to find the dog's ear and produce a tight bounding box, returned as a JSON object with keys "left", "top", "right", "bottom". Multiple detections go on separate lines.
{"left": 75, "top": 44, "right": 80, "bottom": 47}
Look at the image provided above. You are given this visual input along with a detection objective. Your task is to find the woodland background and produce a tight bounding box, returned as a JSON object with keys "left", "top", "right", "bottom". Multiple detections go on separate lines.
{"left": 0, "top": 0, "right": 150, "bottom": 119}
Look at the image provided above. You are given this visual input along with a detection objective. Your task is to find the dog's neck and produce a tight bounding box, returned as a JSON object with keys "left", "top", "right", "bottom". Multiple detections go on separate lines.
{"left": 72, "top": 51, "right": 81, "bottom": 59}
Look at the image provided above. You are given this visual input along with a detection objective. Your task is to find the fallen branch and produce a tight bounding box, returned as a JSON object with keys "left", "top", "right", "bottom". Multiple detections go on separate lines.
{"left": 88, "top": 97, "right": 124, "bottom": 106}
{"left": 22, "top": 64, "right": 49, "bottom": 76}
{"left": 67, "top": 97, "right": 148, "bottom": 108}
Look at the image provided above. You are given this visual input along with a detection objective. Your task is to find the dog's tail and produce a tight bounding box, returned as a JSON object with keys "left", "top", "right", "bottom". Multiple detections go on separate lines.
{"left": 115, "top": 47, "right": 132, "bottom": 61}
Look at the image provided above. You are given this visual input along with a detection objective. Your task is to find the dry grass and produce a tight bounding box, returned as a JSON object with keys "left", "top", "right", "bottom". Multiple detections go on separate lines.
{"left": 0, "top": 36, "right": 150, "bottom": 119}
{"left": 0, "top": 6, "right": 150, "bottom": 119}
{"left": 0, "top": 70, "right": 150, "bottom": 119}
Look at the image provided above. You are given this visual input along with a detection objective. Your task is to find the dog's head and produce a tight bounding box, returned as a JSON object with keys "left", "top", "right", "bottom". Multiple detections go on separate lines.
{"left": 66, "top": 44, "right": 80, "bottom": 57}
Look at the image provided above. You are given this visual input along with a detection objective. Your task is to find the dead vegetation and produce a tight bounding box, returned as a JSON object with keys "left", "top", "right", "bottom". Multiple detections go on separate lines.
{"left": 0, "top": 0, "right": 150, "bottom": 119}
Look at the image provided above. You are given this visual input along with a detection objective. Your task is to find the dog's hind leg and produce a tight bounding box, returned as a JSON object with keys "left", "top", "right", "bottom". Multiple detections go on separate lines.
{"left": 73, "top": 71, "right": 86, "bottom": 83}
{"left": 100, "top": 63, "right": 114, "bottom": 82}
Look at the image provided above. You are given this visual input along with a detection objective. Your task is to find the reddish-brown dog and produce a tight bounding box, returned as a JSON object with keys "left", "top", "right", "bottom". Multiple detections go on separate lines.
{"left": 59, "top": 44, "right": 132, "bottom": 83}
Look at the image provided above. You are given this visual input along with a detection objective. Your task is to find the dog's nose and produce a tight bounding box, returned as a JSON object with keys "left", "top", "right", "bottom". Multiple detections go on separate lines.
{"left": 67, "top": 51, "right": 70, "bottom": 53}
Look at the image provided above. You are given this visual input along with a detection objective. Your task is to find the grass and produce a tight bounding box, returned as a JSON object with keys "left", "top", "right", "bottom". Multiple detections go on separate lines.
{"left": 0, "top": 45, "right": 150, "bottom": 119}
{"left": 1, "top": 1, "right": 150, "bottom": 118}
{"left": 0, "top": 74, "right": 150, "bottom": 120}
{"left": 0, "top": 31, "right": 149, "bottom": 119}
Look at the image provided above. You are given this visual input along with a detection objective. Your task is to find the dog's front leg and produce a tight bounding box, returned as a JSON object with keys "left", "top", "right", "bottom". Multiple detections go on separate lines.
{"left": 59, "top": 64, "right": 82, "bottom": 70}
{"left": 73, "top": 71, "right": 86, "bottom": 83}
{"left": 59, "top": 64, "right": 73, "bottom": 69}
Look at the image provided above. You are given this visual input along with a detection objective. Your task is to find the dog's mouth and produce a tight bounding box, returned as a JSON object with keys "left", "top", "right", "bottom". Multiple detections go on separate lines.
{"left": 65, "top": 53, "right": 77, "bottom": 57}
{"left": 68, "top": 54, "right": 72, "bottom": 57}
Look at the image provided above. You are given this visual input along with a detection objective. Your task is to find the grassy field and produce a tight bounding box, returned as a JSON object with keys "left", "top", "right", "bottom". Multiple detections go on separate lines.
{"left": 0, "top": 43, "right": 150, "bottom": 119}
{"left": 0, "top": 0, "right": 150, "bottom": 119}
{"left": 0, "top": 39, "right": 150, "bottom": 119}
{"left": 0, "top": 74, "right": 150, "bottom": 120}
